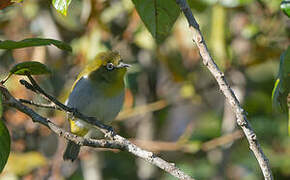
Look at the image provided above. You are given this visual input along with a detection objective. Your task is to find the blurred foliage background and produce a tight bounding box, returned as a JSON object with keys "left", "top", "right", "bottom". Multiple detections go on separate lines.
{"left": 0, "top": 0, "right": 289, "bottom": 179}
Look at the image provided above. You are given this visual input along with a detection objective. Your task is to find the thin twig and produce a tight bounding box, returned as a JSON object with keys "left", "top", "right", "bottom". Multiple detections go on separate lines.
{"left": 26, "top": 75, "right": 72, "bottom": 111}
{"left": 175, "top": 0, "right": 273, "bottom": 179}
{"left": 201, "top": 130, "right": 243, "bottom": 151}
{"left": 0, "top": 83, "right": 195, "bottom": 180}
{"left": 116, "top": 100, "right": 168, "bottom": 121}
{"left": 131, "top": 130, "right": 243, "bottom": 153}
{"left": 21, "top": 76, "right": 112, "bottom": 133}
{"left": 19, "top": 99, "right": 62, "bottom": 111}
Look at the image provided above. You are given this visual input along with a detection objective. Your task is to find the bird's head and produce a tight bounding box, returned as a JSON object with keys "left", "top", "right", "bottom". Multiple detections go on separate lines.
{"left": 80, "top": 51, "right": 130, "bottom": 88}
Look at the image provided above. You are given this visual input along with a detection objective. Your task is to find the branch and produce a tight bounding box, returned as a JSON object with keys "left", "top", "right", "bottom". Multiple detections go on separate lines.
{"left": 131, "top": 130, "right": 243, "bottom": 153}
{"left": 0, "top": 83, "right": 195, "bottom": 180}
{"left": 19, "top": 99, "right": 62, "bottom": 111}
{"left": 20, "top": 76, "right": 113, "bottom": 133}
{"left": 116, "top": 100, "right": 168, "bottom": 121}
{"left": 175, "top": 0, "right": 273, "bottom": 179}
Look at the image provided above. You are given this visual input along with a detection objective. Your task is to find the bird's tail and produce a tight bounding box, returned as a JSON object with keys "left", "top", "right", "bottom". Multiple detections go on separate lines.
{"left": 63, "top": 141, "right": 80, "bottom": 161}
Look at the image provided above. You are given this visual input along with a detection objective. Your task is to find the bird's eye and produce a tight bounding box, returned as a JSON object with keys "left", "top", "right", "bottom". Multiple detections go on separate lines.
{"left": 106, "top": 63, "right": 114, "bottom": 71}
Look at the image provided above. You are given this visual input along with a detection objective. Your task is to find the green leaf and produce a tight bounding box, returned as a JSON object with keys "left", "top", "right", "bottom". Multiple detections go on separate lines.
{"left": 272, "top": 46, "right": 290, "bottom": 135}
{"left": 10, "top": 61, "right": 52, "bottom": 75}
{"left": 11, "top": 0, "right": 23, "bottom": 2}
{"left": 52, "top": 0, "right": 72, "bottom": 16}
{"left": 272, "top": 78, "right": 281, "bottom": 110}
{"left": 0, "top": 38, "right": 72, "bottom": 52}
{"left": 132, "top": 0, "right": 180, "bottom": 44}
{"left": 281, "top": 0, "right": 290, "bottom": 17}
{"left": 272, "top": 46, "right": 290, "bottom": 112}
{"left": 0, "top": 120, "right": 10, "bottom": 173}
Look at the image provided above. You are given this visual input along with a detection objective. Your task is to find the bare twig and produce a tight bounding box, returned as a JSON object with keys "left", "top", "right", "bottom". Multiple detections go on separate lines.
{"left": 175, "top": 0, "right": 273, "bottom": 179}
{"left": 116, "top": 100, "right": 168, "bottom": 121}
{"left": 201, "top": 130, "right": 243, "bottom": 151}
{"left": 0, "top": 83, "right": 195, "bottom": 180}
{"left": 131, "top": 130, "right": 243, "bottom": 153}
{"left": 19, "top": 99, "right": 62, "bottom": 111}
{"left": 20, "top": 77, "right": 113, "bottom": 133}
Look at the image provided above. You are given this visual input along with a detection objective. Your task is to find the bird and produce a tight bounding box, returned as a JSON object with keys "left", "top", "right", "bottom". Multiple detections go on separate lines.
{"left": 63, "top": 51, "right": 130, "bottom": 161}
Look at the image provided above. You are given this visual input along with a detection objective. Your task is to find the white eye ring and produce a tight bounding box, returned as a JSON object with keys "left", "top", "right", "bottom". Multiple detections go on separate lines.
{"left": 106, "top": 63, "right": 114, "bottom": 71}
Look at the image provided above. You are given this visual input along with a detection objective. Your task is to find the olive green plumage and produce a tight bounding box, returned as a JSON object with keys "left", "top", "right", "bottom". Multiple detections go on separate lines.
{"left": 63, "top": 51, "right": 129, "bottom": 161}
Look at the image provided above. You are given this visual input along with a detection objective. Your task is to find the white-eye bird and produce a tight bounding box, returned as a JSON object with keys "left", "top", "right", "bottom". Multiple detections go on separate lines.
{"left": 63, "top": 51, "right": 130, "bottom": 161}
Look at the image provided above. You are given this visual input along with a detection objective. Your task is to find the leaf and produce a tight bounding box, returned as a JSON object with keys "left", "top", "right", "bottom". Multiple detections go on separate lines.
{"left": 4, "top": 152, "right": 46, "bottom": 175}
{"left": 0, "top": 0, "right": 14, "bottom": 10}
{"left": 272, "top": 78, "right": 281, "bottom": 111}
{"left": 52, "top": 0, "right": 72, "bottom": 16}
{"left": 0, "top": 120, "right": 10, "bottom": 173}
{"left": 10, "top": 61, "right": 51, "bottom": 75}
{"left": 188, "top": 0, "right": 207, "bottom": 12}
{"left": 272, "top": 46, "right": 290, "bottom": 112}
{"left": 11, "top": 0, "right": 23, "bottom": 2}
{"left": 0, "top": 38, "right": 72, "bottom": 52}
{"left": 272, "top": 46, "right": 290, "bottom": 134}
{"left": 281, "top": 0, "right": 290, "bottom": 17}
{"left": 132, "top": 0, "right": 180, "bottom": 44}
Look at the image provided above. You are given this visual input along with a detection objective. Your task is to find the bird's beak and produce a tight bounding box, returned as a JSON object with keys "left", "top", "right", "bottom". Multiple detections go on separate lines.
{"left": 117, "top": 62, "right": 131, "bottom": 69}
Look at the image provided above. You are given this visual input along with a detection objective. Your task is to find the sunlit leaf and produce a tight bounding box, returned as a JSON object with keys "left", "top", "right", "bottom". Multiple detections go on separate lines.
{"left": 0, "top": 120, "right": 10, "bottom": 173}
{"left": 272, "top": 78, "right": 281, "bottom": 110}
{"left": 0, "top": 38, "right": 72, "bottom": 52}
{"left": 132, "top": 0, "right": 180, "bottom": 44}
{"left": 281, "top": 0, "right": 290, "bottom": 17}
{"left": 11, "top": 0, "right": 23, "bottom": 2}
{"left": 10, "top": 61, "right": 51, "bottom": 75}
{"left": 3, "top": 152, "right": 46, "bottom": 175}
{"left": 52, "top": 0, "right": 72, "bottom": 16}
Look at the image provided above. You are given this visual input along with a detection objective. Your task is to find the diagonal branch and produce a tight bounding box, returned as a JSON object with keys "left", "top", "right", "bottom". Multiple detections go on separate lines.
{"left": 20, "top": 76, "right": 113, "bottom": 133}
{"left": 0, "top": 83, "right": 195, "bottom": 180}
{"left": 19, "top": 99, "right": 62, "bottom": 111}
{"left": 175, "top": 0, "right": 273, "bottom": 179}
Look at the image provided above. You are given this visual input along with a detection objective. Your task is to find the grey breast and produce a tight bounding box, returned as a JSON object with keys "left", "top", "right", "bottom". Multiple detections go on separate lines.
{"left": 67, "top": 77, "right": 124, "bottom": 123}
